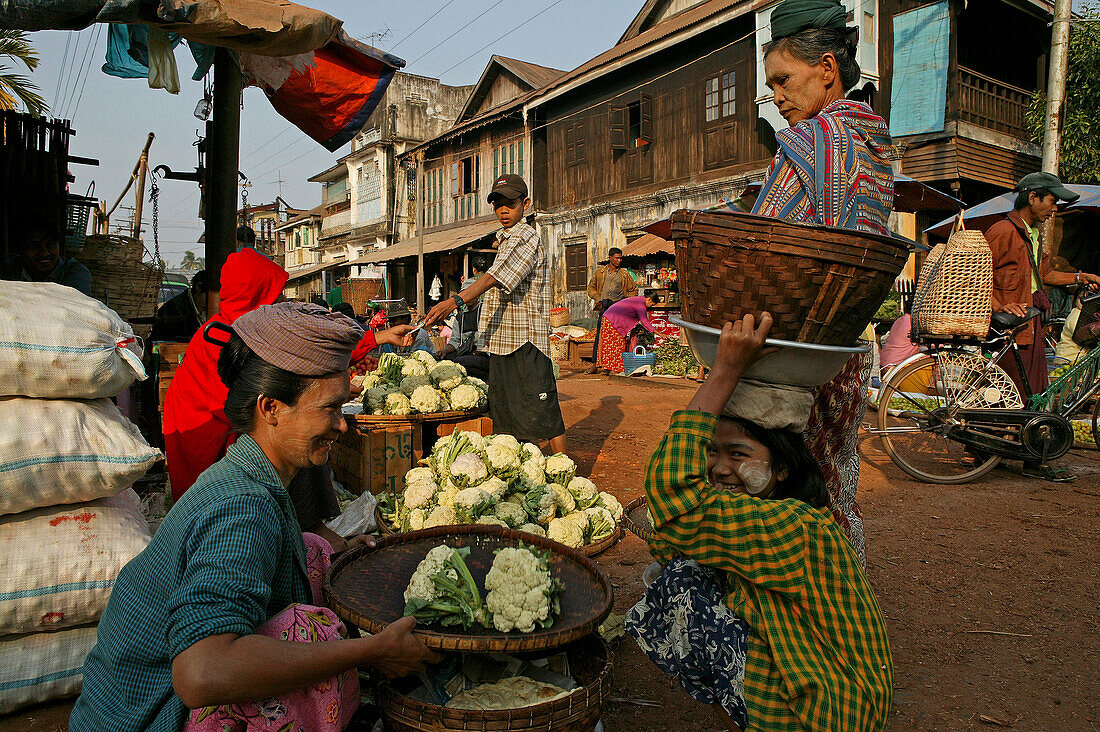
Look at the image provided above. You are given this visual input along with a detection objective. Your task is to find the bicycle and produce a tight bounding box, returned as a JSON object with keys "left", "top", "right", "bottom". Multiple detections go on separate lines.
{"left": 870, "top": 290, "right": 1100, "bottom": 484}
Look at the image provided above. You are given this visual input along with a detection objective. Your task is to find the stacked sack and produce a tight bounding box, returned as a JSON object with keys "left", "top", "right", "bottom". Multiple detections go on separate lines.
{"left": 0, "top": 282, "right": 161, "bottom": 714}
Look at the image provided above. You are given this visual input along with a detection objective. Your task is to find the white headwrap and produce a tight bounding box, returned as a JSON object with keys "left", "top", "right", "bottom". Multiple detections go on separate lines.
{"left": 722, "top": 379, "right": 814, "bottom": 433}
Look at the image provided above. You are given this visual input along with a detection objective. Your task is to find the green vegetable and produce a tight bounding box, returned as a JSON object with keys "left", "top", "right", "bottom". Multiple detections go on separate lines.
{"left": 404, "top": 546, "right": 490, "bottom": 629}
{"left": 654, "top": 339, "right": 698, "bottom": 376}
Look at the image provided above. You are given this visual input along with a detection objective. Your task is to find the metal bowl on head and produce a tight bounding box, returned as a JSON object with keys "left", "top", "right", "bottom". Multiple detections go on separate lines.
{"left": 670, "top": 316, "right": 869, "bottom": 388}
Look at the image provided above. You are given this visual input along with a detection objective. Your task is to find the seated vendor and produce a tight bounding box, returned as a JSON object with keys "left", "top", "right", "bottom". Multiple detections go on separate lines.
{"left": 2, "top": 213, "right": 92, "bottom": 295}
{"left": 626, "top": 312, "right": 892, "bottom": 732}
{"left": 71, "top": 302, "right": 440, "bottom": 732}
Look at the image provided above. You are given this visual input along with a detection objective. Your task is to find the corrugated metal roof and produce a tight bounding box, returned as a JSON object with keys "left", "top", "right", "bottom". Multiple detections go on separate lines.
{"left": 495, "top": 56, "right": 565, "bottom": 90}
{"left": 347, "top": 219, "right": 500, "bottom": 265}
{"left": 623, "top": 232, "right": 674, "bottom": 257}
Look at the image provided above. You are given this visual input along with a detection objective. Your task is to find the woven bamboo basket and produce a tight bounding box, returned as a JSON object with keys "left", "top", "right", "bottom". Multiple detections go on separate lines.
{"left": 550, "top": 338, "right": 570, "bottom": 362}
{"left": 550, "top": 308, "right": 571, "bottom": 328}
{"left": 377, "top": 634, "right": 613, "bottom": 732}
{"left": 323, "top": 524, "right": 614, "bottom": 653}
{"left": 911, "top": 216, "right": 993, "bottom": 339}
{"left": 73, "top": 234, "right": 161, "bottom": 339}
{"left": 622, "top": 497, "right": 652, "bottom": 541}
{"left": 373, "top": 509, "right": 623, "bottom": 557}
{"left": 671, "top": 209, "right": 909, "bottom": 345}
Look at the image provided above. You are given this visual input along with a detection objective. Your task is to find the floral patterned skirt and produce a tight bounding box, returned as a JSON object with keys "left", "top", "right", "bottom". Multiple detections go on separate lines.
{"left": 625, "top": 559, "right": 750, "bottom": 729}
{"left": 596, "top": 317, "right": 627, "bottom": 373}
{"left": 185, "top": 533, "right": 360, "bottom": 732}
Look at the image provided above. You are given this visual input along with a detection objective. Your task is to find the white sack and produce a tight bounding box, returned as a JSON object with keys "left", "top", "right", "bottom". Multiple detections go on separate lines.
{"left": 325, "top": 489, "right": 378, "bottom": 537}
{"left": 0, "top": 489, "right": 150, "bottom": 635}
{"left": 0, "top": 281, "right": 147, "bottom": 399}
{"left": 0, "top": 624, "right": 97, "bottom": 714}
{"left": 0, "top": 397, "right": 162, "bottom": 516}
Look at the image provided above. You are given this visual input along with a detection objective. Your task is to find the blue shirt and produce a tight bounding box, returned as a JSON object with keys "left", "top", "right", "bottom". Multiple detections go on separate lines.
{"left": 70, "top": 436, "right": 310, "bottom": 732}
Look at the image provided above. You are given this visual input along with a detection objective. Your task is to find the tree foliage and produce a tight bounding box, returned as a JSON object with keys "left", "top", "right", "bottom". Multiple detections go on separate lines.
{"left": 0, "top": 30, "right": 47, "bottom": 117}
{"left": 1025, "top": 3, "right": 1100, "bottom": 183}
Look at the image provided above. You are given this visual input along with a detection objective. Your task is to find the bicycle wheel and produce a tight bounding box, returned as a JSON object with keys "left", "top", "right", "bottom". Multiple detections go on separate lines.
{"left": 1092, "top": 397, "right": 1100, "bottom": 450}
{"left": 876, "top": 351, "right": 1021, "bottom": 484}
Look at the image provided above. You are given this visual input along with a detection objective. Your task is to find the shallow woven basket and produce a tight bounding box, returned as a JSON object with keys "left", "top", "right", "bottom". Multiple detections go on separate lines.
{"left": 671, "top": 208, "right": 910, "bottom": 345}
{"left": 374, "top": 509, "right": 624, "bottom": 557}
{"left": 622, "top": 497, "right": 653, "bottom": 541}
{"left": 324, "top": 524, "right": 614, "bottom": 653}
{"left": 377, "top": 634, "right": 613, "bottom": 732}
{"left": 550, "top": 308, "right": 571, "bottom": 328}
{"left": 911, "top": 215, "right": 993, "bottom": 338}
{"left": 550, "top": 338, "right": 570, "bottom": 362}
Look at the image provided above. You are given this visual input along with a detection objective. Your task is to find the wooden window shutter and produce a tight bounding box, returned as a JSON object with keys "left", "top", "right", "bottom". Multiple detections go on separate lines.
{"left": 565, "top": 124, "right": 576, "bottom": 166}
{"left": 451, "top": 161, "right": 459, "bottom": 197}
{"left": 609, "top": 106, "right": 628, "bottom": 151}
{"left": 639, "top": 94, "right": 653, "bottom": 143}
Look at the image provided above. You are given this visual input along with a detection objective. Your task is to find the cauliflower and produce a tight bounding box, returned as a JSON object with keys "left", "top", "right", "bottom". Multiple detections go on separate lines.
{"left": 438, "top": 391, "right": 452, "bottom": 412}
{"left": 466, "top": 376, "right": 489, "bottom": 394}
{"left": 454, "top": 486, "right": 495, "bottom": 522}
{"left": 403, "top": 507, "right": 427, "bottom": 532}
{"left": 519, "top": 459, "right": 546, "bottom": 487}
{"left": 412, "top": 350, "right": 438, "bottom": 368}
{"left": 436, "top": 480, "right": 461, "bottom": 509}
{"left": 405, "top": 467, "right": 436, "bottom": 486}
{"left": 517, "top": 523, "right": 547, "bottom": 537}
{"left": 476, "top": 516, "right": 509, "bottom": 527}
{"left": 403, "top": 544, "right": 459, "bottom": 603}
{"left": 547, "top": 482, "right": 575, "bottom": 514}
{"left": 595, "top": 491, "right": 623, "bottom": 522}
{"left": 480, "top": 476, "right": 510, "bottom": 501}
{"left": 520, "top": 443, "right": 545, "bottom": 469}
{"left": 365, "top": 386, "right": 389, "bottom": 413}
{"left": 424, "top": 504, "right": 458, "bottom": 528}
{"left": 401, "top": 359, "right": 429, "bottom": 378}
{"left": 359, "top": 371, "right": 382, "bottom": 391}
{"left": 483, "top": 546, "right": 562, "bottom": 633}
{"left": 430, "top": 361, "right": 467, "bottom": 391}
{"left": 383, "top": 392, "right": 412, "bottom": 416}
{"left": 545, "top": 453, "right": 576, "bottom": 487}
{"left": 521, "top": 484, "right": 557, "bottom": 527}
{"left": 504, "top": 493, "right": 525, "bottom": 506}
{"left": 566, "top": 477, "right": 599, "bottom": 509}
{"left": 485, "top": 442, "right": 521, "bottom": 480}
{"left": 410, "top": 384, "right": 443, "bottom": 414}
{"left": 585, "top": 506, "right": 616, "bottom": 542}
{"left": 546, "top": 517, "right": 585, "bottom": 548}
{"left": 403, "top": 480, "right": 439, "bottom": 509}
{"left": 449, "top": 453, "right": 489, "bottom": 488}
{"left": 489, "top": 434, "right": 521, "bottom": 455}
{"left": 457, "top": 431, "right": 488, "bottom": 454}
{"left": 560, "top": 510, "right": 591, "bottom": 542}
{"left": 400, "top": 374, "right": 431, "bottom": 396}
{"left": 493, "top": 501, "right": 528, "bottom": 528}
{"left": 376, "top": 352, "right": 405, "bottom": 384}
{"left": 449, "top": 383, "right": 482, "bottom": 411}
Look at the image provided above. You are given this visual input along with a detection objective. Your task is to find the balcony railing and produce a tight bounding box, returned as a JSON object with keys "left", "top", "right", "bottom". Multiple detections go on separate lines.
{"left": 956, "top": 66, "right": 1031, "bottom": 139}
{"left": 321, "top": 208, "right": 352, "bottom": 233}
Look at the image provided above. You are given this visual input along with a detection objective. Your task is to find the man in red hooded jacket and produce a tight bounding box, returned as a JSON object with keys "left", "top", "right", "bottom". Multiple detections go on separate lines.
{"left": 164, "top": 249, "right": 412, "bottom": 545}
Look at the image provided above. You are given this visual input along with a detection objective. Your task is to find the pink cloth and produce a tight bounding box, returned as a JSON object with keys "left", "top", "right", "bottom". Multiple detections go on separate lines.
{"left": 879, "top": 314, "right": 921, "bottom": 369}
{"left": 184, "top": 534, "right": 360, "bottom": 732}
{"left": 603, "top": 297, "right": 655, "bottom": 338}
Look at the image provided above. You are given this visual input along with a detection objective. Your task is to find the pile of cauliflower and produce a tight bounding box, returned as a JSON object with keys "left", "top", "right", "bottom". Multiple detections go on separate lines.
{"left": 404, "top": 543, "right": 563, "bottom": 633}
{"left": 385, "top": 431, "right": 624, "bottom": 549}
{"left": 351, "top": 351, "right": 488, "bottom": 416}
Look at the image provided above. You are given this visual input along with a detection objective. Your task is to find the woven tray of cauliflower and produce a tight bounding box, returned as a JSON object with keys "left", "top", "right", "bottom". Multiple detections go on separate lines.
{"left": 350, "top": 351, "right": 488, "bottom": 417}
{"left": 322, "top": 524, "right": 614, "bottom": 652}
{"left": 375, "top": 431, "right": 625, "bottom": 556}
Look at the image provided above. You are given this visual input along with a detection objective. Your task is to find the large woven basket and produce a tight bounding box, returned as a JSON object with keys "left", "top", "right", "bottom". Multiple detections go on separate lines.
{"left": 671, "top": 209, "right": 909, "bottom": 345}
{"left": 377, "top": 634, "right": 613, "bottom": 732}
{"left": 911, "top": 215, "right": 993, "bottom": 338}
{"left": 550, "top": 307, "right": 571, "bottom": 328}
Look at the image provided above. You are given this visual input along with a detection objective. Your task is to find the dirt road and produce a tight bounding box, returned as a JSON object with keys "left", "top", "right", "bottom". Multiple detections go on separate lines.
{"left": 4, "top": 370, "right": 1097, "bottom": 731}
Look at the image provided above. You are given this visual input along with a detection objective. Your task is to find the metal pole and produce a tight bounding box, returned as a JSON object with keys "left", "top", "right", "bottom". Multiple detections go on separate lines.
{"left": 416, "top": 155, "right": 425, "bottom": 315}
{"left": 1041, "top": 0, "right": 1072, "bottom": 174}
{"left": 131, "top": 133, "right": 155, "bottom": 240}
{"left": 204, "top": 48, "right": 242, "bottom": 317}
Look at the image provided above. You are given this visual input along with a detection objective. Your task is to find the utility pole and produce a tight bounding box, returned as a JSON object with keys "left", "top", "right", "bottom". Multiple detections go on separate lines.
{"left": 131, "top": 133, "right": 155, "bottom": 239}
{"left": 204, "top": 47, "right": 243, "bottom": 318}
{"left": 1041, "top": 0, "right": 1072, "bottom": 174}
{"left": 270, "top": 170, "right": 286, "bottom": 198}
{"left": 416, "top": 155, "right": 425, "bottom": 315}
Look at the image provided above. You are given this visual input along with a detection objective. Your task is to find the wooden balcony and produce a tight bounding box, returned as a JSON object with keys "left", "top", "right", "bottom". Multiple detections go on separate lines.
{"left": 956, "top": 66, "right": 1031, "bottom": 140}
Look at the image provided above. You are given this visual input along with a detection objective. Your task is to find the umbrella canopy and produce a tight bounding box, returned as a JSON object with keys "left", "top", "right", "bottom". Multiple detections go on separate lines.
{"left": 924, "top": 184, "right": 1100, "bottom": 237}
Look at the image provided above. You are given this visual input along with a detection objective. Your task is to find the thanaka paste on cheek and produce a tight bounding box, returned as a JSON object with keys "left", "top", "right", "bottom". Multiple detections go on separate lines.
{"left": 736, "top": 460, "right": 773, "bottom": 495}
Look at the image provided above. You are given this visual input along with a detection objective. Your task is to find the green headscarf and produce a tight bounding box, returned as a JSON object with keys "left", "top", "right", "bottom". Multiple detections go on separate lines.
{"left": 770, "top": 0, "right": 848, "bottom": 41}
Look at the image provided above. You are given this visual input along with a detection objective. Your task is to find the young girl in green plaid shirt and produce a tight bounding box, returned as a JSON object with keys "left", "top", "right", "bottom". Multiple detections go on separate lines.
{"left": 627, "top": 312, "right": 892, "bottom": 732}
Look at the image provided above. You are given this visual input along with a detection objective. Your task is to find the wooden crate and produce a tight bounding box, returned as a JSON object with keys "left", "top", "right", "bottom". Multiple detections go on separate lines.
{"left": 330, "top": 421, "right": 423, "bottom": 496}
{"left": 426, "top": 415, "right": 493, "bottom": 454}
{"left": 156, "top": 343, "right": 188, "bottom": 416}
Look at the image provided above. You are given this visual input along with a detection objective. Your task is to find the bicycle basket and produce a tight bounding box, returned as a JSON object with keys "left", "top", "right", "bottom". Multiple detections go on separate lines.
{"left": 911, "top": 215, "right": 993, "bottom": 339}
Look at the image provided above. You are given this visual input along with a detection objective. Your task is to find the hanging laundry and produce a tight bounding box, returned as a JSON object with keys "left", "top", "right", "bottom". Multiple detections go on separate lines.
{"left": 146, "top": 29, "right": 180, "bottom": 94}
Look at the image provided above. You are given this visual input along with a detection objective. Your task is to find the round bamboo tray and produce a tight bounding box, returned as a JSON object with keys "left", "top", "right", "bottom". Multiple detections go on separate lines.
{"left": 622, "top": 497, "right": 653, "bottom": 541}
{"left": 347, "top": 407, "right": 487, "bottom": 426}
{"left": 671, "top": 208, "right": 910, "bottom": 346}
{"left": 323, "top": 525, "right": 614, "bottom": 653}
{"left": 377, "top": 634, "right": 612, "bottom": 732}
{"left": 373, "top": 508, "right": 623, "bottom": 557}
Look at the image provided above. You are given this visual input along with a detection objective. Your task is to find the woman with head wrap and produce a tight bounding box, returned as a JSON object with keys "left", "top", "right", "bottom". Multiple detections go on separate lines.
{"left": 626, "top": 312, "right": 892, "bottom": 732}
{"left": 72, "top": 303, "right": 440, "bottom": 732}
{"left": 750, "top": 0, "right": 898, "bottom": 564}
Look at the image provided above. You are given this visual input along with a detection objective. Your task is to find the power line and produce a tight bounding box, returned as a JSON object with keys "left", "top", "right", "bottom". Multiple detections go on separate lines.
{"left": 69, "top": 24, "right": 104, "bottom": 122}
{"left": 389, "top": 0, "right": 460, "bottom": 51}
{"left": 408, "top": 0, "right": 509, "bottom": 67}
{"left": 51, "top": 31, "right": 73, "bottom": 111}
{"left": 54, "top": 28, "right": 88, "bottom": 118}
{"left": 60, "top": 27, "right": 99, "bottom": 119}
{"left": 240, "top": 124, "right": 294, "bottom": 164}
{"left": 435, "top": 0, "right": 569, "bottom": 79}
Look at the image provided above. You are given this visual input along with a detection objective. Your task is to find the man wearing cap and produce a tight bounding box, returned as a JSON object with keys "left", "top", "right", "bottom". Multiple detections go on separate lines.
{"left": 986, "top": 172, "right": 1099, "bottom": 397}
{"left": 72, "top": 302, "right": 439, "bottom": 732}
{"left": 424, "top": 174, "right": 567, "bottom": 454}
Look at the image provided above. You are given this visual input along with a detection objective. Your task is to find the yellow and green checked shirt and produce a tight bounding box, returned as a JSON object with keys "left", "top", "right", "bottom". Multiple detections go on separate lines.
{"left": 646, "top": 411, "right": 893, "bottom": 732}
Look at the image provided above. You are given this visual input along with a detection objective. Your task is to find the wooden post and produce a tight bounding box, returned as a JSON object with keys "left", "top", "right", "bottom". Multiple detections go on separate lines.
{"left": 131, "top": 133, "right": 155, "bottom": 240}
{"left": 204, "top": 48, "right": 242, "bottom": 318}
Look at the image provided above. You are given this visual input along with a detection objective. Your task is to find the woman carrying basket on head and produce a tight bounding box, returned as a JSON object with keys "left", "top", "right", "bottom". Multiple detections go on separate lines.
{"left": 750, "top": 0, "right": 897, "bottom": 564}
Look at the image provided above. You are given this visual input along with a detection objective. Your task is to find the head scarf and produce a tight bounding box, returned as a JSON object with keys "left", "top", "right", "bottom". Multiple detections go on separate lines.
{"left": 722, "top": 379, "right": 815, "bottom": 433}
{"left": 770, "top": 0, "right": 848, "bottom": 41}
{"left": 233, "top": 302, "right": 363, "bottom": 376}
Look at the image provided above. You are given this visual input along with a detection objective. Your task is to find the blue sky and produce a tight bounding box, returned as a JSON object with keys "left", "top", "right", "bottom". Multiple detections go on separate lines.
{"left": 26, "top": 1, "right": 641, "bottom": 264}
